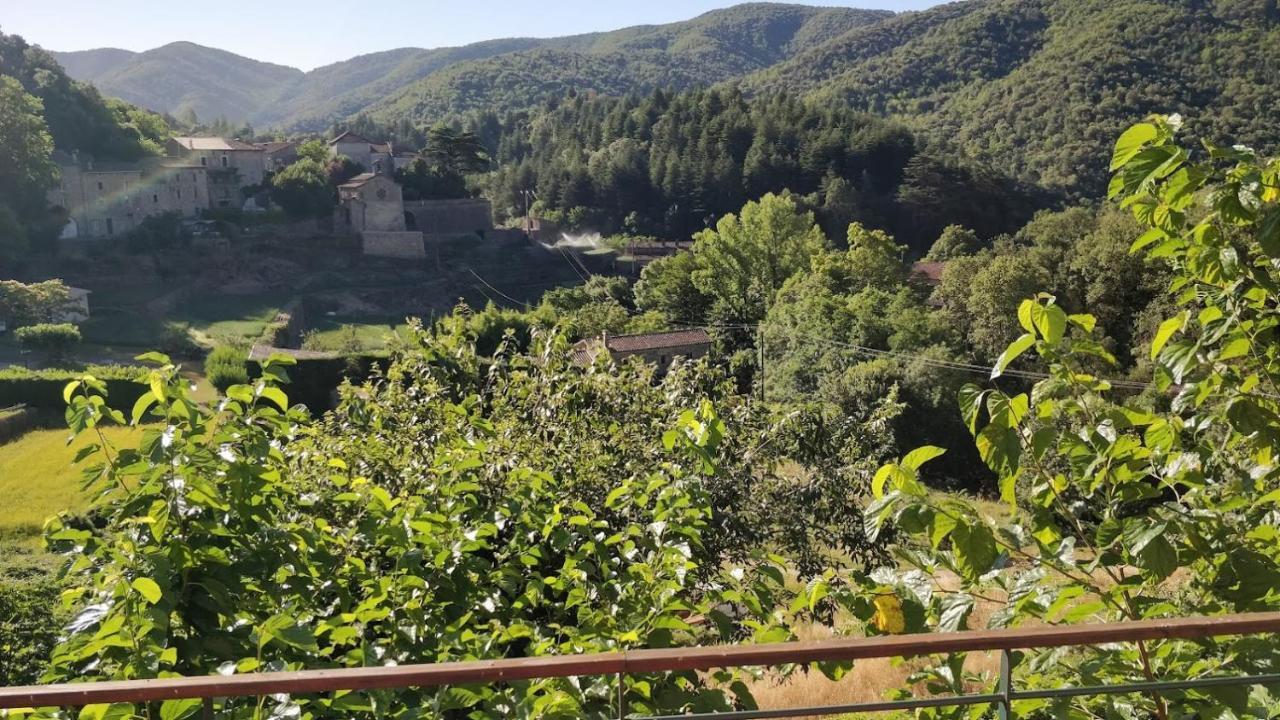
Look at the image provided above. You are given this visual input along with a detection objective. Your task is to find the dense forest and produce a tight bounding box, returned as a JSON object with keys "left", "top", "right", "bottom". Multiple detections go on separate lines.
{"left": 476, "top": 87, "right": 1045, "bottom": 251}
{"left": 750, "top": 0, "right": 1280, "bottom": 194}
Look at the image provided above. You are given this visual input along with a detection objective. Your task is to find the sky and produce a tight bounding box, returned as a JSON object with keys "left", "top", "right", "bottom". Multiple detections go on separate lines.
{"left": 2, "top": 0, "right": 945, "bottom": 71}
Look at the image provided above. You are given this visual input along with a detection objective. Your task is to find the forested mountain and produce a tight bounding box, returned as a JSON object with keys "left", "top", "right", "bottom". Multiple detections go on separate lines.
{"left": 52, "top": 42, "right": 304, "bottom": 126}
{"left": 47, "top": 47, "right": 136, "bottom": 81}
{"left": 746, "top": 0, "right": 1280, "bottom": 195}
{"left": 49, "top": 4, "right": 890, "bottom": 132}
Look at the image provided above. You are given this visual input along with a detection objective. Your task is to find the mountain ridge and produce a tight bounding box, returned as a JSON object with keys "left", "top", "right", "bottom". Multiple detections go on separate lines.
{"left": 49, "top": 3, "right": 893, "bottom": 131}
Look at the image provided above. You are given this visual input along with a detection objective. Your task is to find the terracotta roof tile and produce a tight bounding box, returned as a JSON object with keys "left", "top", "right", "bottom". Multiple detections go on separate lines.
{"left": 605, "top": 328, "right": 711, "bottom": 353}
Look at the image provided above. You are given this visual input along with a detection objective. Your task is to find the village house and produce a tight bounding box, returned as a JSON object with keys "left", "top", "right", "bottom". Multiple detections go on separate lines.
{"left": 573, "top": 328, "right": 713, "bottom": 374}
{"left": 336, "top": 173, "right": 425, "bottom": 259}
{"left": 48, "top": 152, "right": 210, "bottom": 240}
{"left": 165, "top": 137, "right": 267, "bottom": 208}
{"left": 256, "top": 141, "right": 298, "bottom": 172}
{"left": 329, "top": 132, "right": 394, "bottom": 173}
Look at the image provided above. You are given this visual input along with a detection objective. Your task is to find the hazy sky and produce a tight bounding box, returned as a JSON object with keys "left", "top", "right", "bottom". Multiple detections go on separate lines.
{"left": 3, "top": 0, "right": 945, "bottom": 71}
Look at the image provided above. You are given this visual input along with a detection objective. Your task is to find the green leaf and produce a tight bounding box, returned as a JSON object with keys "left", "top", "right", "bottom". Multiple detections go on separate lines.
{"left": 992, "top": 333, "right": 1036, "bottom": 379}
{"left": 938, "top": 592, "right": 974, "bottom": 632}
{"left": 1111, "top": 122, "right": 1159, "bottom": 171}
{"left": 131, "top": 392, "right": 158, "bottom": 425}
{"left": 159, "top": 699, "right": 201, "bottom": 720}
{"left": 951, "top": 521, "right": 998, "bottom": 581}
{"left": 958, "top": 385, "right": 988, "bottom": 435}
{"left": 1150, "top": 314, "right": 1187, "bottom": 360}
{"left": 901, "top": 446, "right": 946, "bottom": 471}
{"left": 871, "top": 464, "right": 896, "bottom": 499}
{"left": 930, "top": 512, "right": 958, "bottom": 550}
{"left": 258, "top": 386, "right": 290, "bottom": 412}
{"left": 131, "top": 578, "right": 162, "bottom": 605}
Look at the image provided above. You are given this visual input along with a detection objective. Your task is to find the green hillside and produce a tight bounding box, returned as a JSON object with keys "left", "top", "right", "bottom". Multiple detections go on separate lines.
{"left": 747, "top": 0, "right": 1280, "bottom": 195}
{"left": 69, "top": 41, "right": 304, "bottom": 125}
{"left": 49, "top": 3, "right": 890, "bottom": 131}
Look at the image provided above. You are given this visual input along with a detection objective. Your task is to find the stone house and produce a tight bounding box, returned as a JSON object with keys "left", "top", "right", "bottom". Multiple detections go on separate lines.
{"left": 573, "top": 328, "right": 712, "bottom": 374}
{"left": 338, "top": 173, "right": 407, "bottom": 233}
{"left": 257, "top": 141, "right": 298, "bottom": 172}
{"left": 49, "top": 153, "right": 210, "bottom": 240}
{"left": 329, "top": 132, "right": 394, "bottom": 174}
{"left": 336, "top": 173, "right": 425, "bottom": 259}
{"left": 166, "top": 137, "right": 266, "bottom": 208}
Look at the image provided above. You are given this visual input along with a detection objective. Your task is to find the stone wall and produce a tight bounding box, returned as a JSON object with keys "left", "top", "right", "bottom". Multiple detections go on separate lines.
{"left": 405, "top": 199, "right": 494, "bottom": 235}
{"left": 363, "top": 231, "right": 426, "bottom": 259}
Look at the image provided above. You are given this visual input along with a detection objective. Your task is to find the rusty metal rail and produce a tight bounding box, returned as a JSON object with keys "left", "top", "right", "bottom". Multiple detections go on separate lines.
{"left": 2, "top": 613, "right": 1279, "bottom": 717}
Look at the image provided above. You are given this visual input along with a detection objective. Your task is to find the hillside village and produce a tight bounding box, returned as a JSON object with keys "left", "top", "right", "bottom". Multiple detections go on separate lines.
{"left": 49, "top": 132, "right": 504, "bottom": 258}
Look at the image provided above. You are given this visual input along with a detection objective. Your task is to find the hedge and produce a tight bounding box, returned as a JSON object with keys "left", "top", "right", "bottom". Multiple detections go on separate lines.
{"left": 249, "top": 354, "right": 389, "bottom": 413}
{"left": 0, "top": 366, "right": 148, "bottom": 413}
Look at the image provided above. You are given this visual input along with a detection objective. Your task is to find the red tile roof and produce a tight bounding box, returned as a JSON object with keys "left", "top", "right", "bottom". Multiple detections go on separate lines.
{"left": 605, "top": 328, "right": 711, "bottom": 353}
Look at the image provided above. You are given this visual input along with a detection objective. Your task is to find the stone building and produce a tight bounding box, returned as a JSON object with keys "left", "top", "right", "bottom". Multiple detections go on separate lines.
{"left": 573, "top": 328, "right": 712, "bottom": 375}
{"left": 329, "top": 132, "right": 394, "bottom": 174}
{"left": 336, "top": 173, "right": 425, "bottom": 259}
{"left": 48, "top": 153, "right": 210, "bottom": 240}
{"left": 166, "top": 137, "right": 266, "bottom": 208}
{"left": 257, "top": 141, "right": 298, "bottom": 172}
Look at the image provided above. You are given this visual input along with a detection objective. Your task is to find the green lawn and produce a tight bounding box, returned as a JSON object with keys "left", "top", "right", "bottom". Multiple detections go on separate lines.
{"left": 0, "top": 426, "right": 140, "bottom": 537}
{"left": 82, "top": 290, "right": 292, "bottom": 348}
{"left": 304, "top": 318, "right": 413, "bottom": 352}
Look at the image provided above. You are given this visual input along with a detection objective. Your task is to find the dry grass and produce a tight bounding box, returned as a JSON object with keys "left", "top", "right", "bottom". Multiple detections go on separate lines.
{"left": 747, "top": 575, "right": 1010, "bottom": 719}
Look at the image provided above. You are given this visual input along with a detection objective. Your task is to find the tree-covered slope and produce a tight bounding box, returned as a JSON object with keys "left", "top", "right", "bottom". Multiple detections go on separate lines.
{"left": 365, "top": 4, "right": 890, "bottom": 124}
{"left": 48, "top": 3, "right": 890, "bottom": 131}
{"left": 54, "top": 41, "right": 303, "bottom": 125}
{"left": 1, "top": 32, "right": 169, "bottom": 160}
{"left": 748, "top": 0, "right": 1280, "bottom": 195}
{"left": 48, "top": 47, "right": 136, "bottom": 83}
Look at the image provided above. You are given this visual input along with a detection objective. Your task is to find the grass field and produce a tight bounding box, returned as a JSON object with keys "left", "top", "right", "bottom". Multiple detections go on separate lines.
{"left": 304, "top": 318, "right": 413, "bottom": 352}
{"left": 0, "top": 426, "right": 140, "bottom": 537}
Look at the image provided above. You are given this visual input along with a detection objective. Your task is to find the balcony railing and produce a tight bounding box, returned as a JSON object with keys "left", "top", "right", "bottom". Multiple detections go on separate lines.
{"left": 2, "top": 613, "right": 1278, "bottom": 719}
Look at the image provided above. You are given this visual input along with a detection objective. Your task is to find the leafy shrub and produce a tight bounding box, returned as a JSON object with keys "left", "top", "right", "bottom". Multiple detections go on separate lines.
{"left": 14, "top": 323, "right": 81, "bottom": 362}
{"left": 203, "top": 345, "right": 248, "bottom": 391}
{"left": 158, "top": 321, "right": 201, "bottom": 358}
{"left": 847, "top": 117, "right": 1280, "bottom": 716}
{"left": 41, "top": 351, "right": 815, "bottom": 718}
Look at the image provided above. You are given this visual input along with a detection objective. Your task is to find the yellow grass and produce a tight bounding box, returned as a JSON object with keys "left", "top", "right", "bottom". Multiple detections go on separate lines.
{"left": 0, "top": 426, "right": 139, "bottom": 536}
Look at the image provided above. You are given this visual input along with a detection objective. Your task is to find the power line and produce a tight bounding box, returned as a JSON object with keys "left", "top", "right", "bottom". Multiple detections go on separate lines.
{"left": 466, "top": 267, "right": 531, "bottom": 309}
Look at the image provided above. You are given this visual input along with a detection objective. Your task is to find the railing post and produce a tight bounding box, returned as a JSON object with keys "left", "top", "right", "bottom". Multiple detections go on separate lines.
{"left": 997, "top": 649, "right": 1013, "bottom": 720}
{"left": 616, "top": 671, "right": 625, "bottom": 720}
{"left": 202, "top": 697, "right": 214, "bottom": 720}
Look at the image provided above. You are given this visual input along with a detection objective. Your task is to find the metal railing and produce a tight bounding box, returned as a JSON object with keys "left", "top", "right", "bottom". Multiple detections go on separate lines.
{"left": 2, "top": 613, "right": 1279, "bottom": 718}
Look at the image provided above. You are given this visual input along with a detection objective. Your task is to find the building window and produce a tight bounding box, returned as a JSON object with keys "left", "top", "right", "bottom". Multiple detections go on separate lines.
{"left": 221, "top": 156, "right": 229, "bottom": 168}
{"left": 177, "top": 189, "right": 182, "bottom": 199}
{"left": 200, "top": 157, "right": 207, "bottom": 166}
{"left": 97, "top": 182, "right": 104, "bottom": 191}
{"left": 106, "top": 218, "right": 114, "bottom": 236}
{"left": 153, "top": 194, "right": 159, "bottom": 204}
